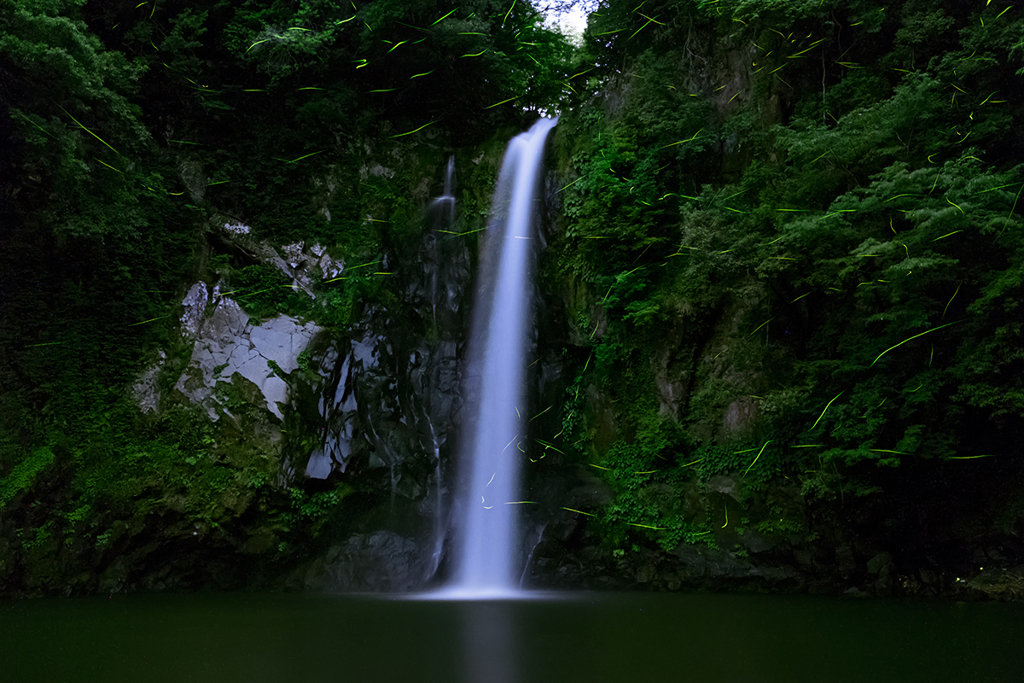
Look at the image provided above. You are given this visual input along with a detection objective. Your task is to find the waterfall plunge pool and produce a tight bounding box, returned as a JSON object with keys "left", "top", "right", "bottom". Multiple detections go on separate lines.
{"left": 2, "top": 591, "right": 1020, "bottom": 682}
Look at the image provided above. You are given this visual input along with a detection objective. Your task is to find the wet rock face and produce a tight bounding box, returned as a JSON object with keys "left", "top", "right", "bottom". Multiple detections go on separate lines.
{"left": 311, "top": 531, "right": 420, "bottom": 592}
{"left": 173, "top": 291, "right": 321, "bottom": 421}
{"left": 212, "top": 217, "right": 344, "bottom": 299}
{"left": 291, "top": 188, "right": 474, "bottom": 589}
{"left": 130, "top": 350, "right": 166, "bottom": 414}
{"left": 303, "top": 206, "right": 472, "bottom": 486}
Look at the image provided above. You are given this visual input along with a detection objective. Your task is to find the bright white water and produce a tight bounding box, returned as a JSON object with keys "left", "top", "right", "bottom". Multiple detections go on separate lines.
{"left": 445, "top": 117, "right": 557, "bottom": 598}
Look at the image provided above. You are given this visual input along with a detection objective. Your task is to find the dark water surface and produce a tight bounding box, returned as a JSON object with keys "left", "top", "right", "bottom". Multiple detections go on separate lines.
{"left": 1, "top": 590, "right": 1021, "bottom": 682}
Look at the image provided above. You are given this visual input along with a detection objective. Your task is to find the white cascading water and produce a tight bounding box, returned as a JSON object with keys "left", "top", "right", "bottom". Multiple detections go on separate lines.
{"left": 446, "top": 117, "right": 557, "bottom": 598}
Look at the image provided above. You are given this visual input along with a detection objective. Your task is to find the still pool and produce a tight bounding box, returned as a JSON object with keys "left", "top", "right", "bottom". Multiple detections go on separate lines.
{"left": 1, "top": 591, "right": 1021, "bottom": 682}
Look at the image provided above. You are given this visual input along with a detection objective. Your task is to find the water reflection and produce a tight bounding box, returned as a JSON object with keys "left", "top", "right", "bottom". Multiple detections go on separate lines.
{"left": 2, "top": 591, "right": 1022, "bottom": 683}
{"left": 461, "top": 600, "right": 519, "bottom": 683}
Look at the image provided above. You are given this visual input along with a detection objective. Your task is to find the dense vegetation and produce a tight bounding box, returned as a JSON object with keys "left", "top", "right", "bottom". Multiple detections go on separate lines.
{"left": 0, "top": 0, "right": 573, "bottom": 593}
{"left": 2, "top": 0, "right": 1024, "bottom": 595}
{"left": 548, "top": 0, "right": 1024, "bottom": 556}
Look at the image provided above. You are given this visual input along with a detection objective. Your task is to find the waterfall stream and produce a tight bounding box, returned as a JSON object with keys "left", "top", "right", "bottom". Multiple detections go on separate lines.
{"left": 445, "top": 117, "right": 557, "bottom": 598}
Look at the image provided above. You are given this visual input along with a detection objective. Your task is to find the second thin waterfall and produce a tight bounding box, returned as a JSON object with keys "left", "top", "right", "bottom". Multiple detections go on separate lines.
{"left": 447, "top": 117, "right": 557, "bottom": 597}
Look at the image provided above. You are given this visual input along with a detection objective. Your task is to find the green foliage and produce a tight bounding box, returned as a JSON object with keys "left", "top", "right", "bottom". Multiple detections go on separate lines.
{"left": 0, "top": 446, "right": 55, "bottom": 509}
{"left": 554, "top": 0, "right": 1024, "bottom": 558}
{"left": 591, "top": 418, "right": 720, "bottom": 551}
{"left": 229, "top": 263, "right": 297, "bottom": 319}
{"left": 5, "top": 0, "right": 1024, "bottom": 591}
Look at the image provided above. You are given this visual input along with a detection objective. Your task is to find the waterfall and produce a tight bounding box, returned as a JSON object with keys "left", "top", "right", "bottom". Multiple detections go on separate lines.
{"left": 446, "top": 117, "right": 557, "bottom": 598}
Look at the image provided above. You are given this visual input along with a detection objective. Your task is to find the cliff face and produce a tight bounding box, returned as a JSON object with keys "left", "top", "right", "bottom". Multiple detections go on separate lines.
{"left": 4, "top": 0, "right": 1024, "bottom": 600}
{"left": 522, "top": 0, "right": 1024, "bottom": 599}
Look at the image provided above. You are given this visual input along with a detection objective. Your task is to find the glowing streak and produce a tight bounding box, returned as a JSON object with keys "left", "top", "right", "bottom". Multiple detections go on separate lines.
{"left": 435, "top": 225, "right": 488, "bottom": 237}
{"left": 947, "top": 454, "right": 995, "bottom": 460}
{"left": 12, "top": 109, "right": 55, "bottom": 138}
{"left": 391, "top": 121, "right": 435, "bottom": 137}
{"left": 410, "top": 69, "right": 434, "bottom": 79}
{"left": 817, "top": 208, "right": 856, "bottom": 220}
{"left": 274, "top": 151, "right": 323, "bottom": 164}
{"left": 628, "top": 522, "right": 665, "bottom": 530}
{"left": 96, "top": 158, "right": 122, "bottom": 173}
{"left": 743, "top": 440, "right": 772, "bottom": 476}
{"left": 502, "top": 0, "right": 516, "bottom": 25}
{"left": 637, "top": 12, "right": 665, "bottom": 24}
{"left": 60, "top": 107, "right": 119, "bottom": 155}
{"left": 562, "top": 507, "right": 596, "bottom": 517}
{"left": 1010, "top": 184, "right": 1024, "bottom": 218}
{"left": 505, "top": 501, "right": 537, "bottom": 505}
{"left": 871, "top": 321, "right": 961, "bottom": 367}
{"left": 127, "top": 314, "right": 169, "bottom": 327}
{"left": 944, "top": 198, "right": 965, "bottom": 214}
{"left": 387, "top": 41, "right": 407, "bottom": 52}
{"left": 810, "top": 392, "right": 844, "bottom": 430}
{"left": 661, "top": 128, "right": 704, "bottom": 149}
{"left": 942, "top": 282, "right": 962, "bottom": 318}
{"left": 588, "top": 463, "right": 611, "bottom": 471}
{"left": 788, "top": 39, "right": 825, "bottom": 58}
{"left": 485, "top": 96, "right": 519, "bottom": 109}
{"left": 748, "top": 317, "right": 774, "bottom": 336}
{"left": 535, "top": 440, "right": 564, "bottom": 455}
{"left": 629, "top": 17, "right": 654, "bottom": 39}
{"left": 247, "top": 38, "right": 272, "bottom": 52}
{"left": 933, "top": 229, "right": 963, "bottom": 241}
{"left": 557, "top": 176, "right": 585, "bottom": 193}
{"left": 433, "top": 8, "right": 457, "bottom": 25}
{"left": 791, "top": 292, "right": 811, "bottom": 302}
{"left": 462, "top": 50, "right": 487, "bottom": 57}
{"left": 486, "top": 472, "right": 496, "bottom": 487}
